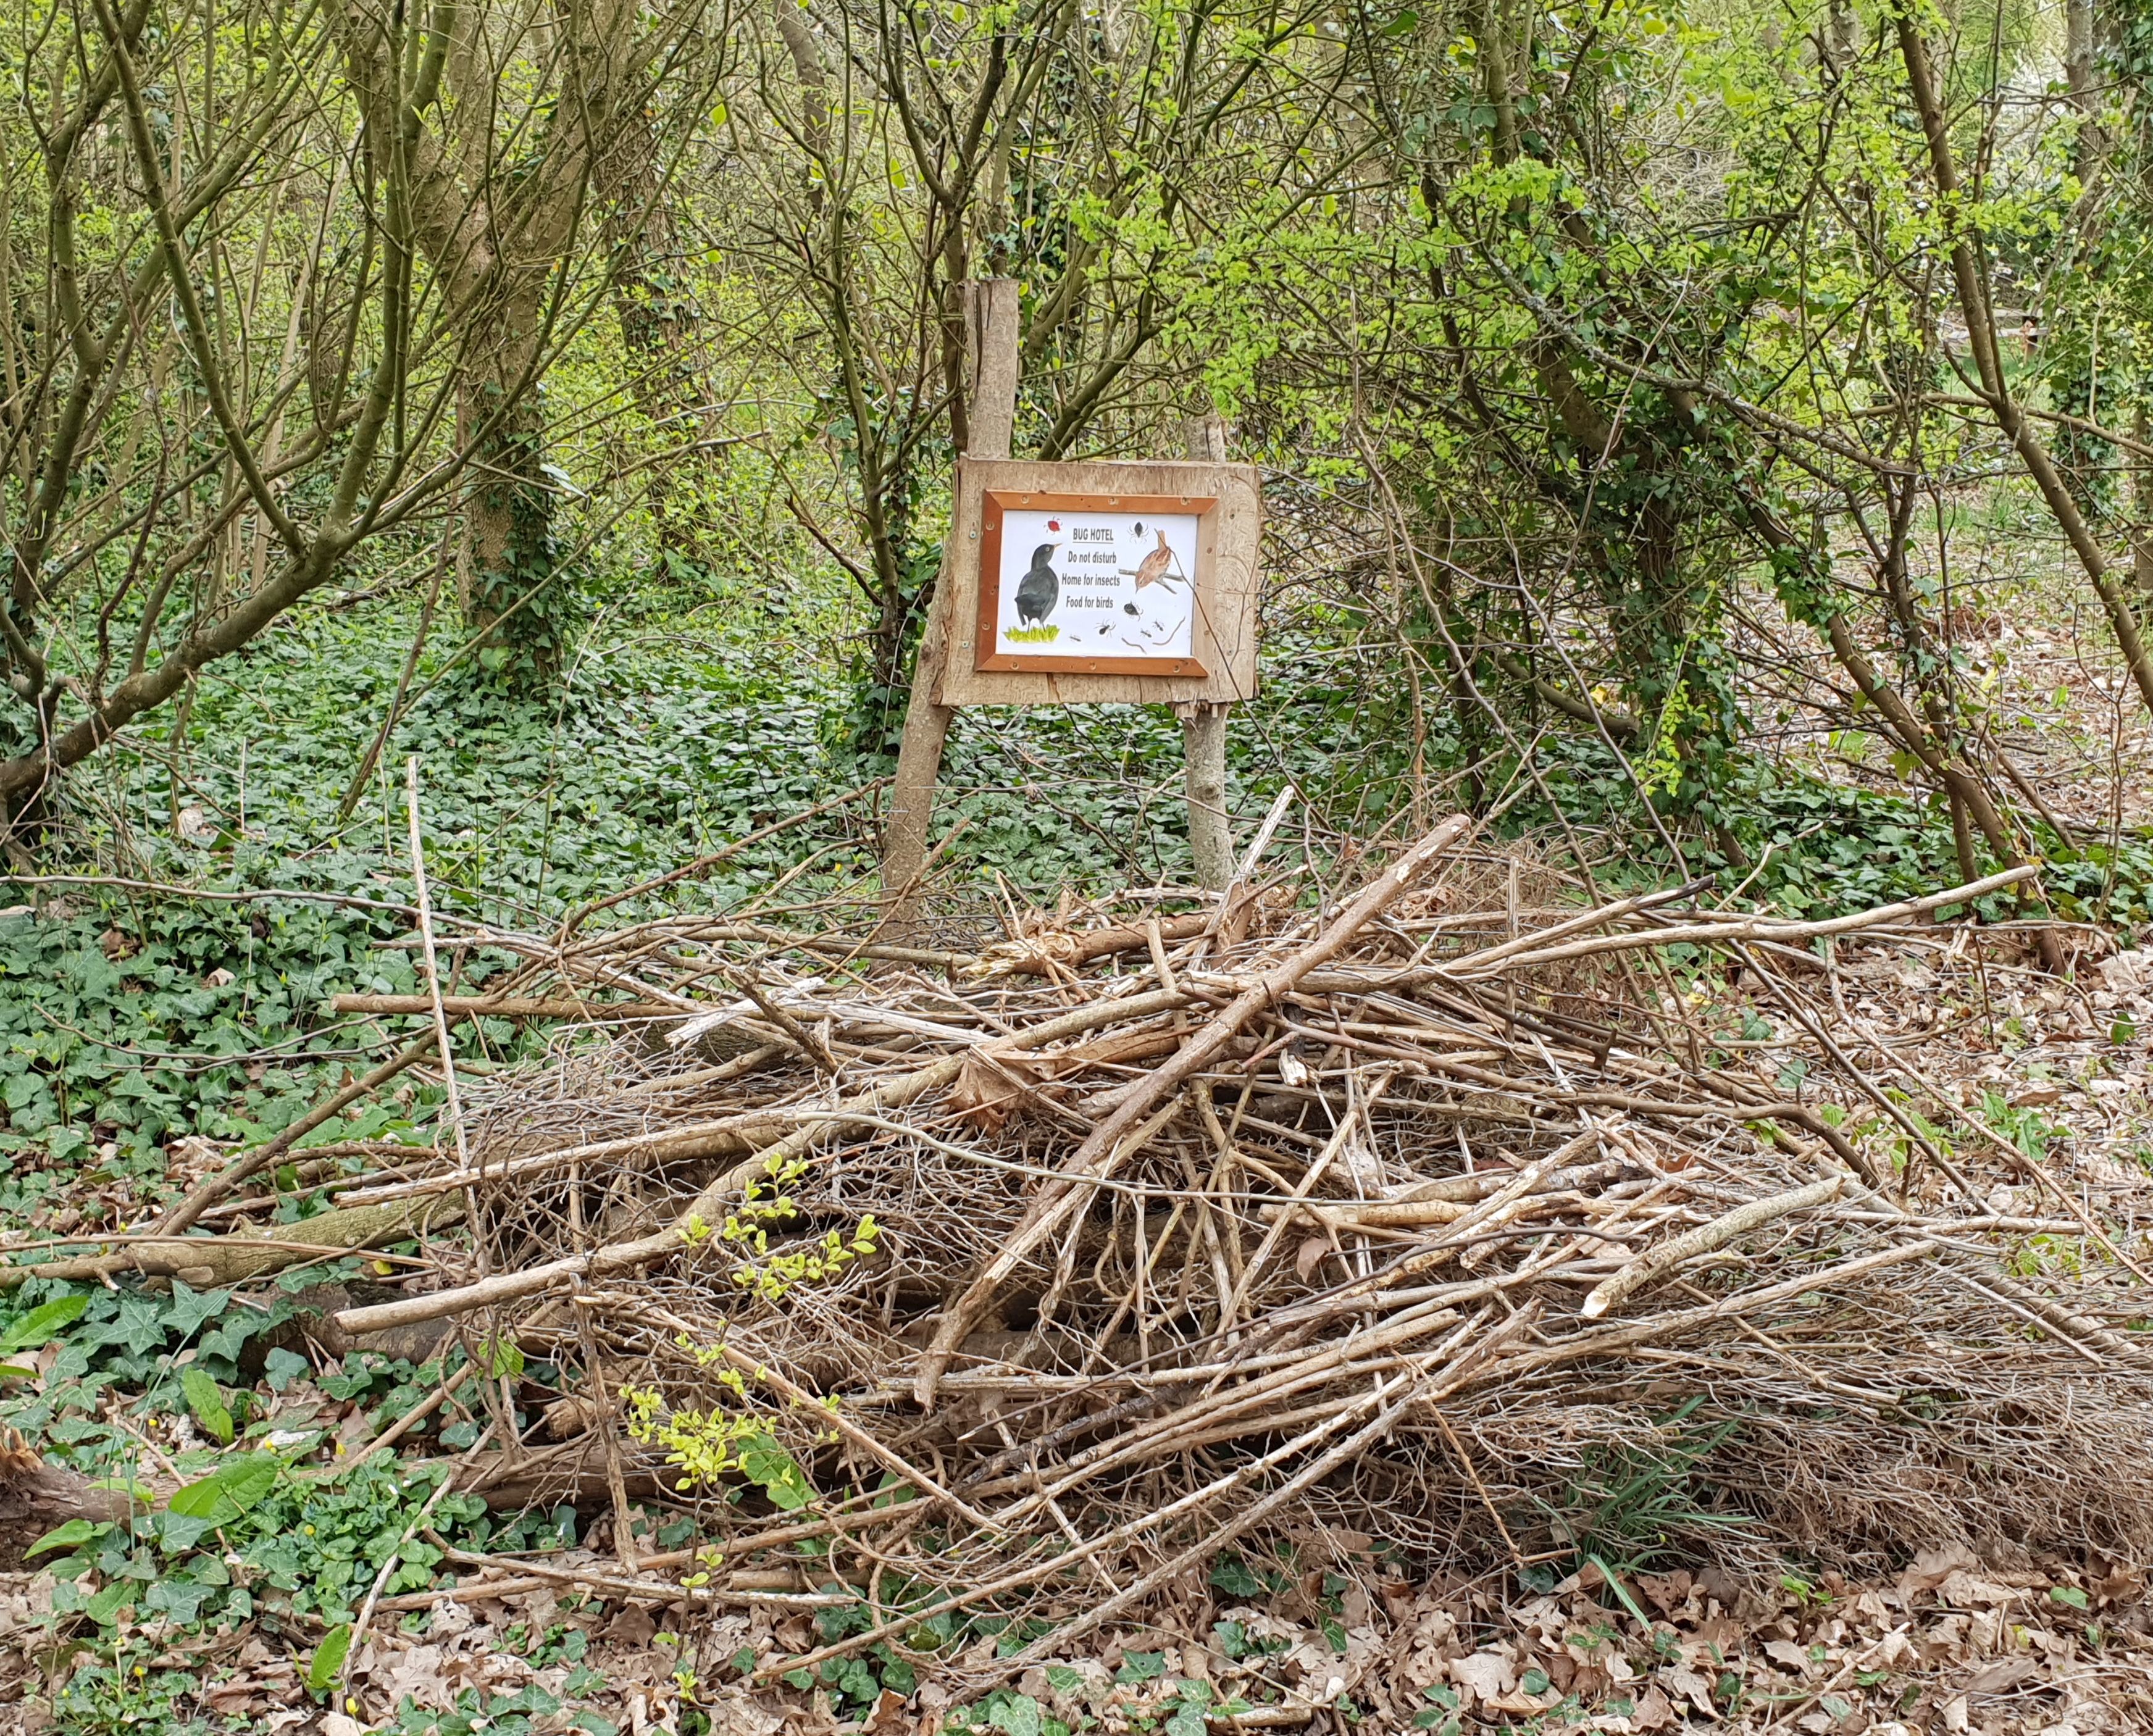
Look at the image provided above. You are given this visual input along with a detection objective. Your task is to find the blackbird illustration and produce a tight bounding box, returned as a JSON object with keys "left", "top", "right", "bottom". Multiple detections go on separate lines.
{"left": 1015, "top": 543, "right": 1060, "bottom": 626}
{"left": 1129, "top": 528, "right": 1178, "bottom": 591}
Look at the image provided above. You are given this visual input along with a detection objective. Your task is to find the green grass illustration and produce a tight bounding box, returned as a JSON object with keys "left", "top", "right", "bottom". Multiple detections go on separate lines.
{"left": 1005, "top": 625, "right": 1060, "bottom": 643}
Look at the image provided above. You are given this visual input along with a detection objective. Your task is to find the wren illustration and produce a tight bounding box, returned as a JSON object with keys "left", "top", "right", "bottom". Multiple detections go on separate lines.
{"left": 1126, "top": 528, "right": 1182, "bottom": 591}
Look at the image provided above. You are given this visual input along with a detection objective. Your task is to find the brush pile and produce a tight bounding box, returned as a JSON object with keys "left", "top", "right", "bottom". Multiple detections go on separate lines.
{"left": 117, "top": 814, "right": 2153, "bottom": 1697}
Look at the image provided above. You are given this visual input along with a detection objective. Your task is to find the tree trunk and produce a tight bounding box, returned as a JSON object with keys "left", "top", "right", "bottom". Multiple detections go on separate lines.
{"left": 606, "top": 130, "right": 712, "bottom": 575}
{"left": 456, "top": 306, "right": 561, "bottom": 678}
{"left": 1896, "top": 8, "right": 2153, "bottom": 723}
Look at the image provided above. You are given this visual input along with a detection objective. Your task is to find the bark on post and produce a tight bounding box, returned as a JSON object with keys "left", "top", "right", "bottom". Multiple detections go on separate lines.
{"left": 880, "top": 279, "right": 1021, "bottom": 928}
{"left": 1179, "top": 413, "right": 1235, "bottom": 893}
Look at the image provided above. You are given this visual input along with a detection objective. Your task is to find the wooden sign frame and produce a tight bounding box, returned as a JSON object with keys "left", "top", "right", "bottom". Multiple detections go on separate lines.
{"left": 934, "top": 458, "right": 1261, "bottom": 708}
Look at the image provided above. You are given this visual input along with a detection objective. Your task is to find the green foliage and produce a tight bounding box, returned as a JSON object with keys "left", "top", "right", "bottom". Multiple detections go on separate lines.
{"left": 1208, "top": 1551, "right": 1271, "bottom": 1598}
{"left": 48, "top": 1643, "right": 223, "bottom": 1736}
{"left": 165, "top": 1453, "right": 280, "bottom": 1525}
{"left": 367, "top": 1684, "right": 610, "bottom": 1736}
{"left": 1, "top": 1295, "right": 88, "bottom": 1351}
{"left": 178, "top": 1369, "right": 233, "bottom": 1445}
{"left": 1533, "top": 1396, "right": 1754, "bottom": 1580}
{"left": 1213, "top": 1619, "right": 1290, "bottom": 1663}
{"left": 0, "top": 1276, "right": 306, "bottom": 1427}
{"left": 622, "top": 1385, "right": 819, "bottom": 1507}
{"left": 1980, "top": 1091, "right": 2059, "bottom": 1161}
{"left": 308, "top": 1623, "right": 354, "bottom": 1696}
{"left": 38, "top": 1453, "right": 491, "bottom": 1638}
{"left": 1413, "top": 1683, "right": 1463, "bottom": 1734}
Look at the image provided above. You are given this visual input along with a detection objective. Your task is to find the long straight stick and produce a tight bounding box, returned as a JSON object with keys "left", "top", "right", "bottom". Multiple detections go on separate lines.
{"left": 406, "top": 756, "right": 471, "bottom": 1181}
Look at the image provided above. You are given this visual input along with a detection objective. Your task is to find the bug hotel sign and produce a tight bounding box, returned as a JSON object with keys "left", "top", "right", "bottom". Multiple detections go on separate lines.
{"left": 881, "top": 417, "right": 1263, "bottom": 917}
{"left": 882, "top": 288, "right": 1256, "bottom": 904}
{"left": 935, "top": 458, "right": 1261, "bottom": 705}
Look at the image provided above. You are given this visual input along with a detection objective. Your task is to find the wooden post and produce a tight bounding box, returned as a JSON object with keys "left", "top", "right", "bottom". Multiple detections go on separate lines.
{"left": 880, "top": 279, "right": 1021, "bottom": 924}
{"left": 1179, "top": 414, "right": 1234, "bottom": 891}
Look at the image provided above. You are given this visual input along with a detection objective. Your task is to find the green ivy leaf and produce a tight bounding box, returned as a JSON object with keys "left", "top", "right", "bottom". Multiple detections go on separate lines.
{"left": 988, "top": 1694, "right": 1041, "bottom": 1736}
{"left": 0, "top": 1295, "right": 86, "bottom": 1353}
{"left": 182, "top": 1367, "right": 235, "bottom": 1444}
{"left": 159, "top": 1280, "right": 231, "bottom": 1338}
{"left": 262, "top": 1346, "right": 311, "bottom": 1392}
{"left": 308, "top": 1623, "right": 353, "bottom": 1695}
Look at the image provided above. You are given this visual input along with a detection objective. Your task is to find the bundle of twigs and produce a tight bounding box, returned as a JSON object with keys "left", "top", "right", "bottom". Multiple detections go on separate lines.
{"left": 41, "top": 812, "right": 2153, "bottom": 1698}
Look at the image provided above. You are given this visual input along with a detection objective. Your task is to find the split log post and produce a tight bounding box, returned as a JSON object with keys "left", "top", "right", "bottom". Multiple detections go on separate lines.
{"left": 880, "top": 278, "right": 1021, "bottom": 931}
{"left": 1177, "top": 412, "right": 1235, "bottom": 891}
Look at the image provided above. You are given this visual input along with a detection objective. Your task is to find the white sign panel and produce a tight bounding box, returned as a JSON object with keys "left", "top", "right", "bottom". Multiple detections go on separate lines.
{"left": 974, "top": 490, "right": 1214, "bottom": 678}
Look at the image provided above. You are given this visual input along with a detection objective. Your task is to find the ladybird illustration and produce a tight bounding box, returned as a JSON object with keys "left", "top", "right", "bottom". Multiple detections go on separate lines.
{"left": 1047, "top": 519, "right": 1060, "bottom": 531}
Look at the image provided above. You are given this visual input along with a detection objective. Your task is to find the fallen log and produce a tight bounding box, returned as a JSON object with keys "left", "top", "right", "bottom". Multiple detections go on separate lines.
{"left": 966, "top": 911, "right": 1213, "bottom": 979}
{"left": 0, "top": 1432, "right": 144, "bottom": 1560}
{"left": 0, "top": 1194, "right": 464, "bottom": 1290}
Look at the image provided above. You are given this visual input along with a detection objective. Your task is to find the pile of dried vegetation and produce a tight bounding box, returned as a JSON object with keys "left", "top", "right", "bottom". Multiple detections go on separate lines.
{"left": 10, "top": 810, "right": 2153, "bottom": 1733}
